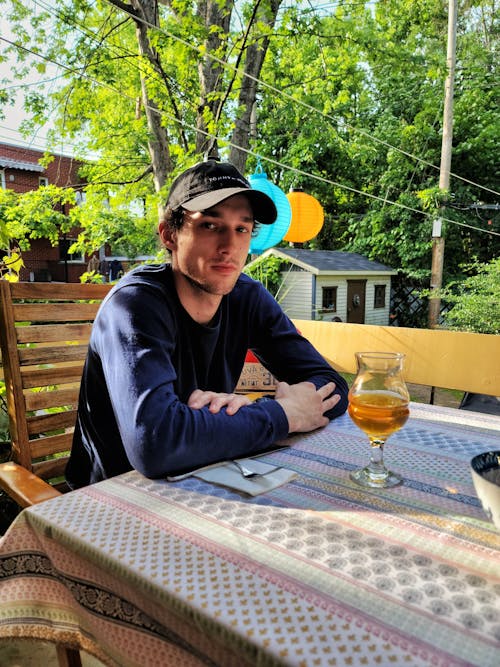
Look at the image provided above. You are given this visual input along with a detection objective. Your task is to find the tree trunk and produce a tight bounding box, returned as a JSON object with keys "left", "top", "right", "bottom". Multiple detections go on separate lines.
{"left": 130, "top": 0, "right": 172, "bottom": 206}
{"left": 195, "top": 1, "right": 234, "bottom": 157}
{"left": 229, "top": 0, "right": 282, "bottom": 173}
{"left": 109, "top": 0, "right": 281, "bottom": 192}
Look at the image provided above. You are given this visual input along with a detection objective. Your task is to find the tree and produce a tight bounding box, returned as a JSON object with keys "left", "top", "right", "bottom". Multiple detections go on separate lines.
{"left": 0, "top": 185, "right": 76, "bottom": 280}
{"left": 0, "top": 182, "right": 158, "bottom": 273}
{"left": 243, "top": 253, "right": 289, "bottom": 297}
{"left": 1, "top": 0, "right": 497, "bottom": 280}
{"left": 441, "top": 258, "right": 500, "bottom": 334}
{"left": 342, "top": 0, "right": 499, "bottom": 281}
{"left": 252, "top": 0, "right": 498, "bottom": 284}
{"left": 1, "top": 0, "right": 284, "bottom": 224}
{"left": 251, "top": 2, "right": 372, "bottom": 248}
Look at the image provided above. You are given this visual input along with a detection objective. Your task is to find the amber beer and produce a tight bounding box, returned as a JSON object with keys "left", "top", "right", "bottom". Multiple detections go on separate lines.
{"left": 348, "top": 390, "right": 409, "bottom": 441}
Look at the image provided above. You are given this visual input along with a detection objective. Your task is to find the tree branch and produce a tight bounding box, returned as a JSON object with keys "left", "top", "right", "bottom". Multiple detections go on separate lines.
{"left": 106, "top": 0, "right": 139, "bottom": 17}
{"left": 92, "top": 164, "right": 153, "bottom": 186}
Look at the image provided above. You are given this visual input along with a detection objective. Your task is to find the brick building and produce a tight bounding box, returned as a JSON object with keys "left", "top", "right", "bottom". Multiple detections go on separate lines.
{"left": 0, "top": 142, "right": 89, "bottom": 282}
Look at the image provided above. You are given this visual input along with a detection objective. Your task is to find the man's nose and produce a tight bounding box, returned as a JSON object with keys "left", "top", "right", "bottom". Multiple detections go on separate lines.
{"left": 217, "top": 228, "right": 238, "bottom": 249}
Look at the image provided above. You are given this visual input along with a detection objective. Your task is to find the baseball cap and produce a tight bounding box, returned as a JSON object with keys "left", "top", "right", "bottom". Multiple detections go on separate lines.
{"left": 166, "top": 160, "right": 277, "bottom": 225}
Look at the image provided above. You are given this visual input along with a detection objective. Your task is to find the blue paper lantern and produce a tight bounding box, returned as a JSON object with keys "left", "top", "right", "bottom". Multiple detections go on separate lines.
{"left": 248, "top": 164, "right": 291, "bottom": 254}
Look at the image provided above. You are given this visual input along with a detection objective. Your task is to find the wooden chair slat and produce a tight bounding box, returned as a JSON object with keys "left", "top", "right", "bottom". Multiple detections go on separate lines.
{"left": 21, "top": 364, "right": 85, "bottom": 389}
{"left": 27, "top": 410, "right": 77, "bottom": 436}
{"left": 16, "top": 323, "right": 93, "bottom": 344}
{"left": 9, "top": 282, "right": 111, "bottom": 300}
{"left": 30, "top": 432, "right": 73, "bottom": 459}
{"left": 24, "top": 388, "right": 80, "bottom": 412}
{"left": 19, "top": 345, "right": 89, "bottom": 366}
{"left": 14, "top": 302, "right": 101, "bottom": 323}
{"left": 32, "top": 456, "right": 69, "bottom": 481}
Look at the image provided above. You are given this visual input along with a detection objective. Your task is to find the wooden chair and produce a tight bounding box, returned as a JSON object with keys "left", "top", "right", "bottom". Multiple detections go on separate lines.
{"left": 0, "top": 281, "right": 112, "bottom": 508}
{"left": 0, "top": 281, "right": 112, "bottom": 667}
{"left": 292, "top": 319, "right": 500, "bottom": 398}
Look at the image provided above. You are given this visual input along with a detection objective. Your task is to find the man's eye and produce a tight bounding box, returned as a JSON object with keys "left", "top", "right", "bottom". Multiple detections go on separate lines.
{"left": 202, "top": 222, "right": 217, "bottom": 230}
{"left": 237, "top": 226, "right": 251, "bottom": 233}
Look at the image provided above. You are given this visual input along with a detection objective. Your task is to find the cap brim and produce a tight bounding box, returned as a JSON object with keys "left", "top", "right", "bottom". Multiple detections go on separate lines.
{"left": 183, "top": 187, "right": 277, "bottom": 225}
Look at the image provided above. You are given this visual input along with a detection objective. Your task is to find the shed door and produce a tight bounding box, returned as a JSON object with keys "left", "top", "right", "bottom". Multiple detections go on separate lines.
{"left": 347, "top": 280, "right": 366, "bottom": 324}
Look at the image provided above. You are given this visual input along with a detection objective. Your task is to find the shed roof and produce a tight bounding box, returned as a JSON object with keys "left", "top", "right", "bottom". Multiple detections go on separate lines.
{"left": 251, "top": 247, "right": 396, "bottom": 276}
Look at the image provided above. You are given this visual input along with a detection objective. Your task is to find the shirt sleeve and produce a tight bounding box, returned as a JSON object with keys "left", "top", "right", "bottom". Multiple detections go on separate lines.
{"left": 91, "top": 283, "right": 290, "bottom": 478}
{"left": 243, "top": 281, "right": 349, "bottom": 420}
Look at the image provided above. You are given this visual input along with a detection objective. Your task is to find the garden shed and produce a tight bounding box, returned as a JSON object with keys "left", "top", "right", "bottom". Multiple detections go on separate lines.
{"left": 248, "top": 247, "right": 396, "bottom": 325}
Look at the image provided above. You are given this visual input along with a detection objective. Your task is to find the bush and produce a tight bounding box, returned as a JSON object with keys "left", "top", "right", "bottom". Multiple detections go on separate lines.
{"left": 441, "top": 258, "right": 500, "bottom": 334}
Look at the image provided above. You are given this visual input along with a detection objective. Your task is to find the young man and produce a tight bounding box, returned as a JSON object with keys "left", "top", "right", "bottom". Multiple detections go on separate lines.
{"left": 66, "top": 160, "right": 348, "bottom": 488}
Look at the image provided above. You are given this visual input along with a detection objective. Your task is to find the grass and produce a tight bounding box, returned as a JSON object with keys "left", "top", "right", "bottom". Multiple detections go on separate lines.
{"left": 341, "top": 373, "right": 463, "bottom": 409}
{"left": 407, "top": 384, "right": 462, "bottom": 408}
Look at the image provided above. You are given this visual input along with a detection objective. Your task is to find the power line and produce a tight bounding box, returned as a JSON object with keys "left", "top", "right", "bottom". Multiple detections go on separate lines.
{"left": 4, "top": 0, "right": 498, "bottom": 200}
{"left": 4, "top": 35, "right": 497, "bottom": 239}
{"left": 99, "top": 0, "right": 499, "bottom": 198}
{"left": 1, "top": 15, "right": 498, "bottom": 239}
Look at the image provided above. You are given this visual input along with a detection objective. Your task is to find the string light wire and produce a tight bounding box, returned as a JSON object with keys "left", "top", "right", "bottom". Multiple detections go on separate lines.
{"left": 0, "top": 5, "right": 498, "bottom": 238}
{"left": 4, "top": 0, "right": 499, "bottom": 200}
{"left": 97, "top": 0, "right": 499, "bottom": 198}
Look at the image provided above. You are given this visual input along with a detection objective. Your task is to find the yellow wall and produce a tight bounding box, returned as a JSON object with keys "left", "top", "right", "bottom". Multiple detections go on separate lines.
{"left": 293, "top": 319, "right": 500, "bottom": 396}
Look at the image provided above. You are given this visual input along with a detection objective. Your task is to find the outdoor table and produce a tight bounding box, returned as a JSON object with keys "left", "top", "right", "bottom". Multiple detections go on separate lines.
{"left": 0, "top": 403, "right": 499, "bottom": 666}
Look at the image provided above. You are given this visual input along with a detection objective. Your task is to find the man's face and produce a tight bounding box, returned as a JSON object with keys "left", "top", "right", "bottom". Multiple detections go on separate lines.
{"left": 163, "top": 194, "right": 255, "bottom": 296}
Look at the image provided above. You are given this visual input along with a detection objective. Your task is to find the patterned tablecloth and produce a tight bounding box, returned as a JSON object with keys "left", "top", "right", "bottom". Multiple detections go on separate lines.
{"left": 0, "top": 404, "right": 499, "bottom": 666}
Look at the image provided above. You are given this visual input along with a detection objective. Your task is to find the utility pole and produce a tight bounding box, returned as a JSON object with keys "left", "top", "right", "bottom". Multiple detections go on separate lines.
{"left": 429, "top": 0, "right": 457, "bottom": 328}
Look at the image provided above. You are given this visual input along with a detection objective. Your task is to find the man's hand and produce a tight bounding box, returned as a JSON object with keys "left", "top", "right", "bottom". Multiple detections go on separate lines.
{"left": 188, "top": 389, "right": 252, "bottom": 415}
{"left": 275, "top": 381, "right": 339, "bottom": 433}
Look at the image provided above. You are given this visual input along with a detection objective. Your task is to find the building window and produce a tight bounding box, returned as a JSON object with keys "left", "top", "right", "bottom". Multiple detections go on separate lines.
{"left": 321, "top": 286, "right": 337, "bottom": 312}
{"left": 59, "top": 238, "right": 84, "bottom": 263}
{"left": 39, "top": 177, "right": 49, "bottom": 187}
{"left": 75, "top": 190, "right": 86, "bottom": 205}
{"left": 374, "top": 285, "right": 386, "bottom": 309}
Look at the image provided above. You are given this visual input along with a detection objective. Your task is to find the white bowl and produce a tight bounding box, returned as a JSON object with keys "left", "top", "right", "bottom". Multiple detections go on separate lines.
{"left": 470, "top": 451, "right": 500, "bottom": 530}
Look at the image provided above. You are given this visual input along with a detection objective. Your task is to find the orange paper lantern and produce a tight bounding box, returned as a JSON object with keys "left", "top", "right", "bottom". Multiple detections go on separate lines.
{"left": 283, "top": 188, "right": 324, "bottom": 243}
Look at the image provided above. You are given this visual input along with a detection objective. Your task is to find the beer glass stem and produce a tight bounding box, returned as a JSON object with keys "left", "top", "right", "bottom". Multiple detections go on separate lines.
{"left": 368, "top": 438, "right": 386, "bottom": 472}
{"left": 350, "top": 436, "right": 402, "bottom": 488}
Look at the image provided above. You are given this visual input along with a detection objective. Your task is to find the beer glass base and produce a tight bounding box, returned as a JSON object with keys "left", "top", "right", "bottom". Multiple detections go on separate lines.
{"left": 350, "top": 466, "right": 402, "bottom": 488}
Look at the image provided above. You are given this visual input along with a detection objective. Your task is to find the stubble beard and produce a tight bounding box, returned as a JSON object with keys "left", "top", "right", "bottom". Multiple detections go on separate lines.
{"left": 183, "top": 271, "right": 237, "bottom": 297}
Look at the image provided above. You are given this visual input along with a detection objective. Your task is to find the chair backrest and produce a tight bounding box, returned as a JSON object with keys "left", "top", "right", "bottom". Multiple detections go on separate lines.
{"left": 0, "top": 281, "right": 112, "bottom": 489}
{"left": 292, "top": 319, "right": 500, "bottom": 396}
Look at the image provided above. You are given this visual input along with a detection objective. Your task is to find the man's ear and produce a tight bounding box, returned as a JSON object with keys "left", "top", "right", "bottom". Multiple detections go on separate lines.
{"left": 158, "top": 221, "right": 176, "bottom": 251}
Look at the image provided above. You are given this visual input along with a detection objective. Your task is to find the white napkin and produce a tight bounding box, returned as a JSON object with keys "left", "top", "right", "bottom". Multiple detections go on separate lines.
{"left": 194, "top": 458, "right": 297, "bottom": 496}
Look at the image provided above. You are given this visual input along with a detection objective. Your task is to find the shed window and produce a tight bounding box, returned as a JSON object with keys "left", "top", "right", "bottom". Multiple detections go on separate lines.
{"left": 374, "top": 285, "right": 386, "bottom": 309}
{"left": 39, "top": 177, "right": 48, "bottom": 187}
{"left": 321, "top": 286, "right": 337, "bottom": 312}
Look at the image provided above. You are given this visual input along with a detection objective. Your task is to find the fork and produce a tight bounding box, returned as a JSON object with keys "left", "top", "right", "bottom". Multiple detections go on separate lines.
{"left": 231, "top": 460, "right": 281, "bottom": 478}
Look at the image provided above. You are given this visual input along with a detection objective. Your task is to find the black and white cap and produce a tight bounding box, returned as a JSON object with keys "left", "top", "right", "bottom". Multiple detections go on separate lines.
{"left": 166, "top": 160, "right": 277, "bottom": 225}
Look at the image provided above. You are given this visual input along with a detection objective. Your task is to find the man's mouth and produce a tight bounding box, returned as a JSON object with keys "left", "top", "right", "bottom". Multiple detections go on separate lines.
{"left": 211, "top": 262, "right": 238, "bottom": 274}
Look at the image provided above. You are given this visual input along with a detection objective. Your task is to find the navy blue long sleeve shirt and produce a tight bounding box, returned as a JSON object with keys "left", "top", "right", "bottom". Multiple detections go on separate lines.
{"left": 66, "top": 264, "right": 348, "bottom": 488}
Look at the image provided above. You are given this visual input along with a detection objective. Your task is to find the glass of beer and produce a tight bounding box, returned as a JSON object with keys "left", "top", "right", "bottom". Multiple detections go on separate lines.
{"left": 348, "top": 351, "right": 410, "bottom": 488}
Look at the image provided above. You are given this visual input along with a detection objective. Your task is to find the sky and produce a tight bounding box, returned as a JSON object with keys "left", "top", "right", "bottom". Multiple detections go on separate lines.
{"left": 0, "top": 1, "right": 347, "bottom": 153}
{"left": 0, "top": 10, "right": 60, "bottom": 152}
{"left": 0, "top": 96, "right": 55, "bottom": 152}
